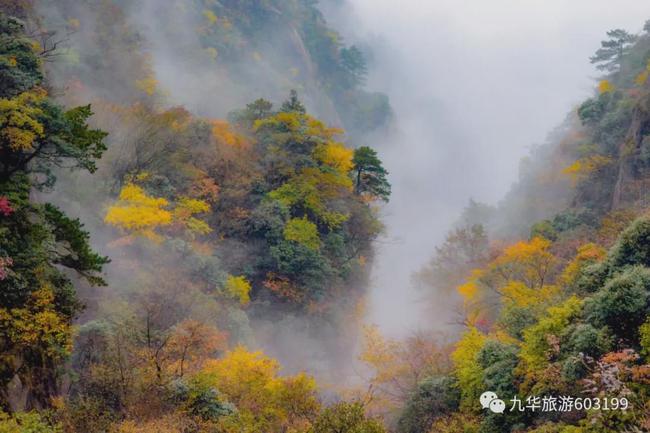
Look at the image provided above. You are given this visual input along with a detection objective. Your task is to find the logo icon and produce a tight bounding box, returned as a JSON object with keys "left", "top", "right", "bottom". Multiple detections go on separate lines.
{"left": 480, "top": 391, "right": 506, "bottom": 414}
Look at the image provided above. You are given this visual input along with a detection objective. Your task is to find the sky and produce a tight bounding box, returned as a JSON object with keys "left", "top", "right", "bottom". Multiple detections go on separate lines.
{"left": 324, "top": 0, "right": 650, "bottom": 336}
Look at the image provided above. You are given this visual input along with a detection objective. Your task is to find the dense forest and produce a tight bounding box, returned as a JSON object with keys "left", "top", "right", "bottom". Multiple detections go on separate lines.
{"left": 1, "top": 0, "right": 650, "bottom": 432}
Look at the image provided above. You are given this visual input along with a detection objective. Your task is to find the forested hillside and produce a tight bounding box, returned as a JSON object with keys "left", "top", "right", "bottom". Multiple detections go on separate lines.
{"left": 2, "top": 1, "right": 650, "bottom": 433}
{"left": 408, "top": 21, "right": 650, "bottom": 433}
{"left": 0, "top": 0, "right": 392, "bottom": 431}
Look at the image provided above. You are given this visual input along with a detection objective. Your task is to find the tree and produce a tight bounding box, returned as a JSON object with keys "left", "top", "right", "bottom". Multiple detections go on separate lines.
{"left": 559, "top": 243, "right": 606, "bottom": 288}
{"left": 284, "top": 217, "right": 321, "bottom": 250}
{"left": 224, "top": 275, "right": 251, "bottom": 305}
{"left": 269, "top": 167, "right": 351, "bottom": 229}
{"left": 456, "top": 237, "right": 560, "bottom": 327}
{"left": 281, "top": 89, "right": 306, "bottom": 114}
{"left": 608, "top": 216, "right": 650, "bottom": 268}
{"left": 228, "top": 98, "right": 273, "bottom": 129}
{"left": 104, "top": 183, "right": 211, "bottom": 241}
{"left": 477, "top": 341, "right": 519, "bottom": 397}
{"left": 0, "top": 177, "right": 109, "bottom": 409}
{"left": 340, "top": 46, "right": 368, "bottom": 86}
{"left": 104, "top": 183, "right": 172, "bottom": 239}
{"left": 0, "top": 91, "right": 107, "bottom": 187}
{"left": 397, "top": 376, "right": 459, "bottom": 433}
{"left": 310, "top": 402, "right": 386, "bottom": 433}
{"left": 520, "top": 296, "right": 583, "bottom": 371}
{"left": 0, "top": 15, "right": 107, "bottom": 185}
{"left": 359, "top": 325, "right": 450, "bottom": 413}
{"left": 352, "top": 146, "right": 390, "bottom": 202}
{"left": 585, "top": 266, "right": 650, "bottom": 343}
{"left": 195, "top": 347, "right": 319, "bottom": 432}
{"left": 414, "top": 225, "right": 489, "bottom": 295}
{"left": 166, "top": 320, "right": 227, "bottom": 378}
{"left": 590, "top": 29, "right": 637, "bottom": 72}
{"left": 314, "top": 141, "right": 354, "bottom": 175}
{"left": 0, "top": 15, "right": 42, "bottom": 98}
{"left": 450, "top": 327, "right": 486, "bottom": 411}
{"left": 0, "top": 15, "right": 108, "bottom": 410}
{"left": 0, "top": 410, "right": 60, "bottom": 432}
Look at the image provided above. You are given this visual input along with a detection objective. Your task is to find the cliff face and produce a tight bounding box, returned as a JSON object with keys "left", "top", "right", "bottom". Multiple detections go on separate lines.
{"left": 34, "top": 0, "right": 389, "bottom": 139}
{"left": 612, "top": 91, "right": 650, "bottom": 209}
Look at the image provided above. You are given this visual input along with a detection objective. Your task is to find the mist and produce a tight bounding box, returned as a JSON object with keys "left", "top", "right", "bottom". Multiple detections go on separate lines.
{"left": 4, "top": 0, "right": 650, "bottom": 428}
{"left": 321, "top": 0, "right": 650, "bottom": 336}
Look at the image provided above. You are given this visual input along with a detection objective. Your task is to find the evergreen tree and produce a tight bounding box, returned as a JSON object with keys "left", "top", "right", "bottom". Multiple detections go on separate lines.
{"left": 590, "top": 29, "right": 637, "bottom": 72}
{"left": 0, "top": 13, "right": 108, "bottom": 409}
{"left": 352, "top": 146, "right": 391, "bottom": 202}
{"left": 280, "top": 89, "right": 306, "bottom": 114}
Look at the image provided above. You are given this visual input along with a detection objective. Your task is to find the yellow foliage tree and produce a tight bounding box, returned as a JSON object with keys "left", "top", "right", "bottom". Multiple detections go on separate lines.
{"left": 562, "top": 155, "right": 613, "bottom": 184}
{"left": 173, "top": 197, "right": 212, "bottom": 236}
{"left": 269, "top": 167, "right": 351, "bottom": 228}
{"left": 0, "top": 285, "right": 72, "bottom": 361}
{"left": 211, "top": 120, "right": 250, "bottom": 148}
{"left": 194, "top": 346, "right": 319, "bottom": 433}
{"left": 491, "top": 237, "right": 556, "bottom": 290}
{"left": 0, "top": 88, "right": 46, "bottom": 151}
{"left": 254, "top": 111, "right": 343, "bottom": 145}
{"left": 359, "top": 325, "right": 450, "bottom": 416}
{"left": 451, "top": 327, "right": 486, "bottom": 411}
{"left": 519, "top": 296, "right": 583, "bottom": 371}
{"left": 634, "top": 60, "right": 650, "bottom": 86}
{"left": 104, "top": 183, "right": 172, "bottom": 240}
{"left": 105, "top": 184, "right": 211, "bottom": 240}
{"left": 313, "top": 141, "right": 354, "bottom": 175}
{"left": 457, "top": 237, "right": 559, "bottom": 319}
{"left": 598, "top": 79, "right": 614, "bottom": 94}
{"left": 559, "top": 243, "right": 606, "bottom": 287}
{"left": 224, "top": 275, "right": 251, "bottom": 305}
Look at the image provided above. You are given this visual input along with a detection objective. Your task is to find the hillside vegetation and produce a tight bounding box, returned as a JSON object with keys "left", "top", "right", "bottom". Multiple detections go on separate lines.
{"left": 1, "top": 1, "right": 650, "bottom": 433}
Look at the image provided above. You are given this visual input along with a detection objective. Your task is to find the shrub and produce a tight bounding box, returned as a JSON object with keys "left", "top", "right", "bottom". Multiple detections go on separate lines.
{"left": 562, "top": 323, "right": 612, "bottom": 358}
{"left": 585, "top": 266, "right": 650, "bottom": 343}
{"left": 477, "top": 341, "right": 519, "bottom": 397}
{"left": 310, "top": 402, "right": 385, "bottom": 433}
{"left": 397, "top": 376, "right": 459, "bottom": 433}
{"left": 608, "top": 217, "right": 650, "bottom": 268}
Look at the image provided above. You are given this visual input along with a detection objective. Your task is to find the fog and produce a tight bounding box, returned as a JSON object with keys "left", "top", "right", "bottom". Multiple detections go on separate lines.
{"left": 323, "top": 0, "right": 650, "bottom": 336}
{"left": 30, "top": 0, "right": 649, "bottom": 382}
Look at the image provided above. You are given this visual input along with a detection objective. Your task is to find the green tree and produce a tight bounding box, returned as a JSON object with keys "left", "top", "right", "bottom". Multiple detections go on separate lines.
{"left": 477, "top": 341, "right": 519, "bottom": 397}
{"left": 608, "top": 216, "right": 650, "bottom": 268}
{"left": 281, "top": 89, "right": 306, "bottom": 114}
{"left": 0, "top": 15, "right": 107, "bottom": 186}
{"left": 228, "top": 98, "right": 273, "bottom": 128}
{"left": 0, "top": 15, "right": 42, "bottom": 98}
{"left": 0, "top": 411, "right": 60, "bottom": 433}
{"left": 414, "top": 224, "right": 489, "bottom": 295}
{"left": 352, "top": 146, "right": 390, "bottom": 202}
{"left": 310, "top": 402, "right": 386, "bottom": 433}
{"left": 397, "top": 376, "right": 459, "bottom": 433}
{"left": 340, "top": 46, "right": 368, "bottom": 86}
{"left": 284, "top": 217, "right": 321, "bottom": 250}
{"left": 585, "top": 266, "right": 650, "bottom": 343}
{"left": 590, "top": 29, "right": 637, "bottom": 72}
{"left": 0, "top": 13, "right": 108, "bottom": 410}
